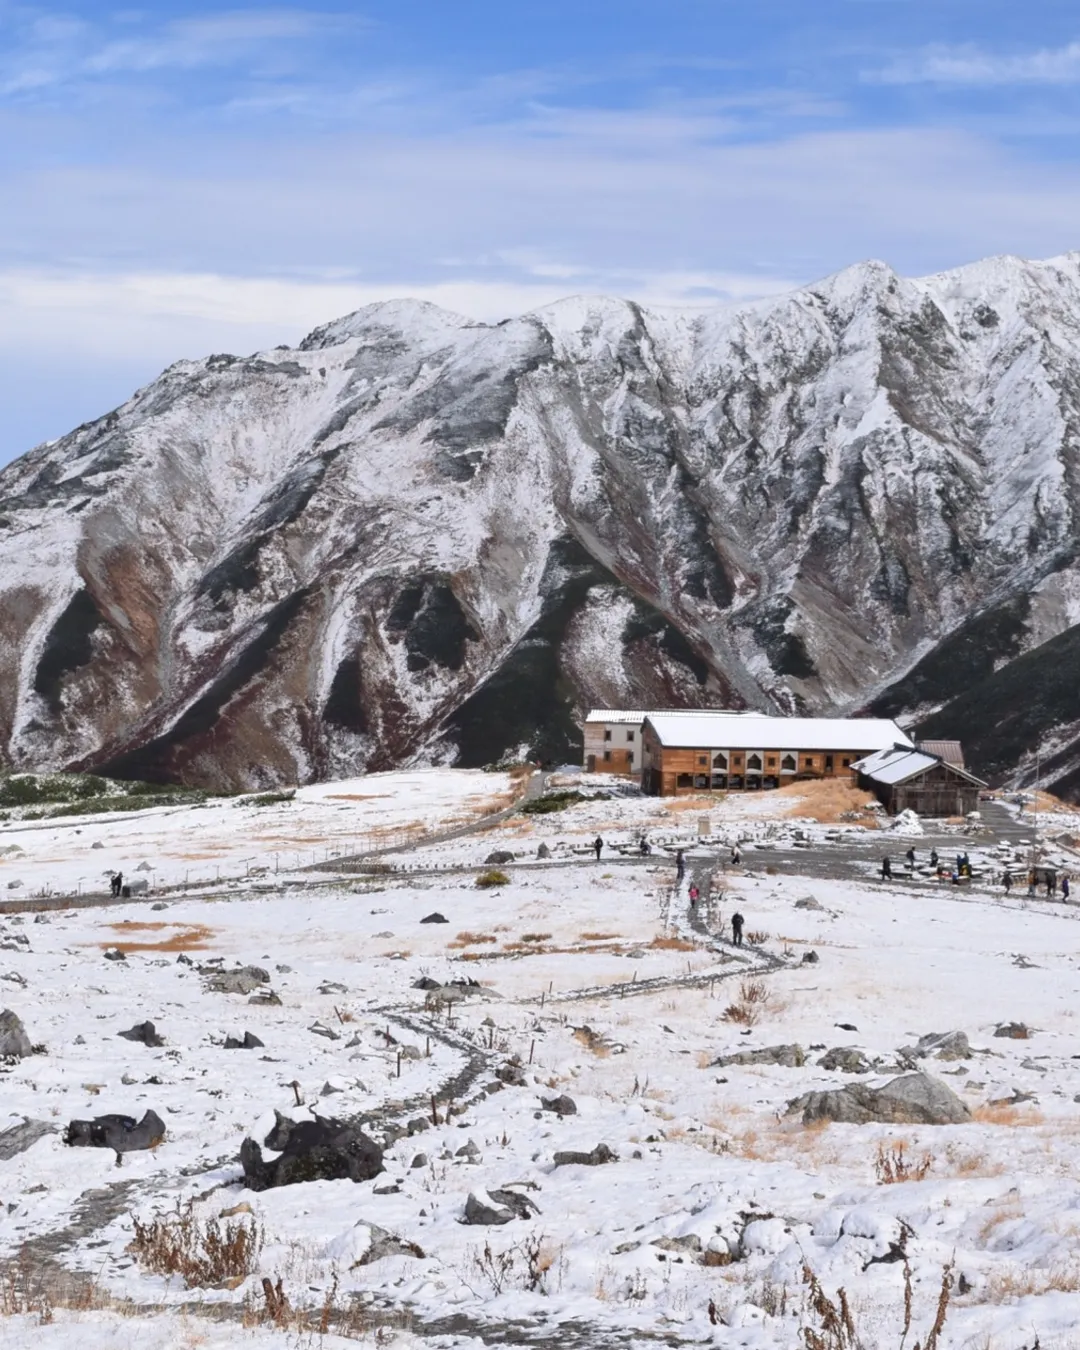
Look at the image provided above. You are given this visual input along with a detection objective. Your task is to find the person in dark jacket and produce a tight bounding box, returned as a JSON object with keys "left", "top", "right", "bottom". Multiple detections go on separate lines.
{"left": 593, "top": 836, "right": 603, "bottom": 861}
{"left": 675, "top": 849, "right": 685, "bottom": 881}
{"left": 881, "top": 856, "right": 892, "bottom": 880}
{"left": 905, "top": 847, "right": 916, "bottom": 870}
{"left": 731, "top": 911, "right": 745, "bottom": 946}
{"left": 111, "top": 871, "right": 123, "bottom": 898}
{"left": 1003, "top": 870, "right": 1012, "bottom": 894}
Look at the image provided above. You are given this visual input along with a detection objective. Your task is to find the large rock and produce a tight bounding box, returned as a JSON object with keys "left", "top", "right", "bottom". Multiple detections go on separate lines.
{"left": 540, "top": 1093, "right": 578, "bottom": 1116}
{"left": 911, "top": 1030, "right": 971, "bottom": 1061}
{"left": 787, "top": 1072, "right": 971, "bottom": 1126}
{"left": 484, "top": 851, "right": 514, "bottom": 865}
{"left": 0, "top": 1009, "right": 32, "bottom": 1058}
{"left": 715, "top": 1043, "right": 805, "bottom": 1068}
{"left": 240, "top": 1114, "right": 384, "bottom": 1190}
{"left": 63, "top": 1109, "right": 166, "bottom": 1153}
{"left": 0, "top": 1118, "right": 56, "bottom": 1159}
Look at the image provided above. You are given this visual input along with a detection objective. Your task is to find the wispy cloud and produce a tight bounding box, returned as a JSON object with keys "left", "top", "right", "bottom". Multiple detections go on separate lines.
{"left": 870, "top": 40, "right": 1080, "bottom": 87}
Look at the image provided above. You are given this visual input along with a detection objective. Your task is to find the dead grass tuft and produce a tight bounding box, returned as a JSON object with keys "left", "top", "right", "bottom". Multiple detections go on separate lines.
{"left": 649, "top": 935, "right": 696, "bottom": 952}
{"left": 973, "top": 1102, "right": 1045, "bottom": 1126}
{"left": 129, "top": 1200, "right": 262, "bottom": 1289}
{"left": 875, "top": 1140, "right": 933, "bottom": 1184}
{"left": 774, "top": 778, "right": 881, "bottom": 825}
{"left": 722, "top": 978, "right": 771, "bottom": 1026}
{"left": 579, "top": 931, "right": 622, "bottom": 941}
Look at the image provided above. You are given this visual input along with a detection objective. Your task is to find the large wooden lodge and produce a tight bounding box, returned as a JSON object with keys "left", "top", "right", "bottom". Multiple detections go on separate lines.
{"left": 583, "top": 708, "right": 979, "bottom": 811}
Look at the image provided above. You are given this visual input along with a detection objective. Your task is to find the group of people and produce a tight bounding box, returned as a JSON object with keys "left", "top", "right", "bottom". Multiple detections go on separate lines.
{"left": 881, "top": 848, "right": 971, "bottom": 884}
{"left": 1019, "top": 869, "right": 1071, "bottom": 899}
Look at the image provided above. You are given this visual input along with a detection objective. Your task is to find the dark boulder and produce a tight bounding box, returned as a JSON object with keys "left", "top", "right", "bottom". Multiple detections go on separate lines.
{"left": 485, "top": 851, "right": 514, "bottom": 865}
{"left": 0, "top": 1009, "right": 32, "bottom": 1058}
{"left": 224, "top": 1031, "right": 264, "bottom": 1049}
{"left": 463, "top": 1188, "right": 540, "bottom": 1224}
{"left": 553, "top": 1142, "right": 617, "bottom": 1167}
{"left": 117, "top": 1021, "right": 164, "bottom": 1047}
{"left": 240, "top": 1114, "right": 384, "bottom": 1190}
{"left": 540, "top": 1093, "right": 577, "bottom": 1116}
{"left": 63, "top": 1109, "right": 166, "bottom": 1153}
{"left": 419, "top": 913, "right": 448, "bottom": 925}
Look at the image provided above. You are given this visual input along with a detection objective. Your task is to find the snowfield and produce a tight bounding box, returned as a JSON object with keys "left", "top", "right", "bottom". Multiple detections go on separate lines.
{"left": 1, "top": 770, "right": 1080, "bottom": 1348}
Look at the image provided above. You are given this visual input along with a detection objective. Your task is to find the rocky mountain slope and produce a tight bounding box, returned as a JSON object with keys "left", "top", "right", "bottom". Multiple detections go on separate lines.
{"left": 2, "top": 252, "right": 1080, "bottom": 793}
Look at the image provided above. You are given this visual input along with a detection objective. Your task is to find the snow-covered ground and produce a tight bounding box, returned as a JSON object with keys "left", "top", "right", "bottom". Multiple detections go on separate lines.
{"left": 2, "top": 771, "right": 1080, "bottom": 1348}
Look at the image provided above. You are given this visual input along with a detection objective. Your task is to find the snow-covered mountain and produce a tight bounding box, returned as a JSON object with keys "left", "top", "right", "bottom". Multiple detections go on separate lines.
{"left": 3, "top": 252, "right": 1080, "bottom": 794}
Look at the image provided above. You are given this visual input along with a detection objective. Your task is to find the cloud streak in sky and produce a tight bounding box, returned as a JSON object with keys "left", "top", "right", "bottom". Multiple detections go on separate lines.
{"left": 871, "top": 39, "right": 1080, "bottom": 87}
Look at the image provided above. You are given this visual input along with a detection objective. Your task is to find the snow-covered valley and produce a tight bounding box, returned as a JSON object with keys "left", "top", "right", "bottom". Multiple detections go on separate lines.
{"left": 2, "top": 770, "right": 1080, "bottom": 1348}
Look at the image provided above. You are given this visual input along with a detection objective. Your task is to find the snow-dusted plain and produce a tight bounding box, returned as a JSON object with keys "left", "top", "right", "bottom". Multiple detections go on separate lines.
{"left": 3, "top": 771, "right": 1080, "bottom": 1348}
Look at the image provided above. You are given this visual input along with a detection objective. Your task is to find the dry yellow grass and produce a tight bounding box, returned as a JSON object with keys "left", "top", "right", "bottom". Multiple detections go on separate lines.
{"left": 973, "top": 1103, "right": 1045, "bottom": 1126}
{"left": 101, "top": 922, "right": 215, "bottom": 953}
{"left": 579, "top": 931, "right": 622, "bottom": 941}
{"left": 649, "top": 935, "right": 696, "bottom": 951}
{"left": 447, "top": 930, "right": 498, "bottom": 948}
{"left": 773, "top": 778, "right": 881, "bottom": 824}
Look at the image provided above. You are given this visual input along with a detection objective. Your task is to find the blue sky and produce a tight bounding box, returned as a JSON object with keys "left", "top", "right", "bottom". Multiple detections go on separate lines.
{"left": 2, "top": 0, "right": 1080, "bottom": 462}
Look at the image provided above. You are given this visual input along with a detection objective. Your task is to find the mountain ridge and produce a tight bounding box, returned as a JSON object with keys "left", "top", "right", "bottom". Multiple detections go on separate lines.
{"left": 3, "top": 250, "right": 1080, "bottom": 794}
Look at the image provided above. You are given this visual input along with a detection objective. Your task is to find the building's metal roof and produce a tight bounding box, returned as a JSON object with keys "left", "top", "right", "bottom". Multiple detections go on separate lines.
{"left": 916, "top": 739, "right": 965, "bottom": 767}
{"left": 642, "top": 714, "right": 913, "bottom": 753}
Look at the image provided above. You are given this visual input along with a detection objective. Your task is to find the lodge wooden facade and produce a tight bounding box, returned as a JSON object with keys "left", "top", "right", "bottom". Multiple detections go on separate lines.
{"left": 853, "top": 747, "right": 984, "bottom": 816}
{"left": 640, "top": 734, "right": 866, "bottom": 796}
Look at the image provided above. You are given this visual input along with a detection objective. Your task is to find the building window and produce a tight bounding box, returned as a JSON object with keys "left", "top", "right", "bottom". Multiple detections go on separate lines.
{"left": 767, "top": 757, "right": 776, "bottom": 768}
{"left": 604, "top": 729, "right": 612, "bottom": 742}
{"left": 825, "top": 755, "right": 833, "bottom": 770}
{"left": 713, "top": 752, "right": 728, "bottom": 768}
{"left": 603, "top": 749, "right": 611, "bottom": 762}
{"left": 747, "top": 753, "right": 762, "bottom": 771}
{"left": 804, "top": 757, "right": 815, "bottom": 768}
{"left": 842, "top": 758, "right": 851, "bottom": 768}
{"left": 698, "top": 756, "right": 708, "bottom": 766}
{"left": 676, "top": 773, "right": 693, "bottom": 788}
{"left": 626, "top": 729, "right": 635, "bottom": 742}
{"left": 781, "top": 754, "right": 796, "bottom": 771}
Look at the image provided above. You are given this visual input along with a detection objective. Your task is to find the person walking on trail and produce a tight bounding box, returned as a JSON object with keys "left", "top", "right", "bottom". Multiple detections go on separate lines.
{"left": 675, "top": 849, "right": 685, "bottom": 881}
{"left": 731, "top": 843, "right": 742, "bottom": 866}
{"left": 905, "top": 847, "right": 916, "bottom": 870}
{"left": 593, "top": 836, "right": 603, "bottom": 861}
{"left": 1027, "top": 868, "right": 1037, "bottom": 897}
{"left": 1003, "top": 870, "right": 1012, "bottom": 894}
{"left": 1064, "top": 874, "right": 1072, "bottom": 901}
{"left": 111, "top": 871, "right": 123, "bottom": 898}
{"left": 731, "top": 911, "right": 745, "bottom": 947}
{"left": 638, "top": 836, "right": 651, "bottom": 857}
{"left": 881, "top": 856, "right": 892, "bottom": 881}
{"left": 688, "top": 883, "right": 700, "bottom": 908}
{"left": 1047, "top": 872, "right": 1056, "bottom": 898}
{"left": 930, "top": 848, "right": 939, "bottom": 870}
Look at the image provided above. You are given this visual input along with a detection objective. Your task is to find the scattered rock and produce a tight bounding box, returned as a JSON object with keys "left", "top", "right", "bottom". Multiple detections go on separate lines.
{"left": 276, "top": 964, "right": 293, "bottom": 974}
{"left": 412, "top": 976, "right": 440, "bottom": 990}
{"left": 802, "top": 951, "right": 820, "bottom": 964}
{"left": 411, "top": 1153, "right": 428, "bottom": 1169}
{"left": 240, "top": 1115, "right": 384, "bottom": 1190}
{"left": 248, "top": 989, "right": 281, "bottom": 1006}
{"left": 203, "top": 966, "right": 269, "bottom": 995}
{"left": 496, "top": 1061, "right": 527, "bottom": 1086}
{"left": 0, "top": 1009, "right": 32, "bottom": 1058}
{"left": 150, "top": 902, "right": 168, "bottom": 912}
{"left": 351, "top": 1223, "right": 425, "bottom": 1264}
{"left": 994, "top": 1022, "right": 1031, "bottom": 1040}
{"left": 91, "top": 841, "right": 104, "bottom": 850}
{"left": 1020, "top": 1058, "right": 1048, "bottom": 1074}
{"left": 540, "top": 1093, "right": 578, "bottom": 1116}
{"left": 224, "top": 1031, "right": 264, "bottom": 1050}
{"left": 135, "top": 862, "right": 152, "bottom": 872}
{"left": 553, "top": 1143, "right": 618, "bottom": 1167}
{"left": 103, "top": 948, "right": 127, "bottom": 962}
{"left": 309, "top": 1022, "right": 341, "bottom": 1041}
{"left": 485, "top": 851, "right": 514, "bottom": 866}
{"left": 795, "top": 896, "right": 823, "bottom": 910}
{"left": 651, "top": 1234, "right": 702, "bottom": 1253}
{"left": 463, "top": 1188, "right": 540, "bottom": 1225}
{"left": 817, "top": 1047, "right": 874, "bottom": 1074}
{"left": 117, "top": 1021, "right": 164, "bottom": 1047}
{"left": 0, "top": 1118, "right": 56, "bottom": 1159}
{"left": 787, "top": 1072, "right": 971, "bottom": 1126}
{"left": 714, "top": 1044, "right": 806, "bottom": 1068}
{"left": 455, "top": 1139, "right": 481, "bottom": 1160}
{"left": 420, "top": 913, "right": 448, "bottom": 925}
{"left": 536, "top": 843, "right": 550, "bottom": 860}
{"left": 988, "top": 1089, "right": 1036, "bottom": 1107}
{"left": 319, "top": 982, "right": 348, "bottom": 995}
{"left": 63, "top": 1109, "right": 166, "bottom": 1153}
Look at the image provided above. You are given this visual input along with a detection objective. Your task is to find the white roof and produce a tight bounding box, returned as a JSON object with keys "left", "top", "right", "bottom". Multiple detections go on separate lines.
{"left": 585, "top": 708, "right": 766, "bottom": 725}
{"left": 643, "top": 713, "right": 913, "bottom": 753}
{"left": 853, "top": 745, "right": 985, "bottom": 787}
{"left": 852, "top": 748, "right": 939, "bottom": 784}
